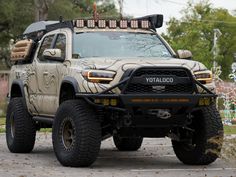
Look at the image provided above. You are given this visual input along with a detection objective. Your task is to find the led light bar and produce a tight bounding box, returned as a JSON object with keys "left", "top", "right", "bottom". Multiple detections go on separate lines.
{"left": 119, "top": 20, "right": 128, "bottom": 29}
{"left": 109, "top": 20, "right": 117, "bottom": 28}
{"left": 76, "top": 19, "right": 84, "bottom": 28}
{"left": 98, "top": 20, "right": 106, "bottom": 28}
{"left": 87, "top": 19, "right": 95, "bottom": 28}
{"left": 74, "top": 19, "right": 152, "bottom": 29}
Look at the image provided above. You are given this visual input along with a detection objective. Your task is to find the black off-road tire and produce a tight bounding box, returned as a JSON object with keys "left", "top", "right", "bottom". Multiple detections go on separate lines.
{"left": 172, "top": 104, "right": 224, "bottom": 165}
{"left": 52, "top": 100, "right": 101, "bottom": 167}
{"left": 113, "top": 135, "right": 143, "bottom": 151}
{"left": 6, "top": 97, "right": 36, "bottom": 153}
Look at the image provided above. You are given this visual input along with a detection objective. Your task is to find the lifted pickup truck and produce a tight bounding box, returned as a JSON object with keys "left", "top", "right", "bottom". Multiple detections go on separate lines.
{"left": 6, "top": 14, "right": 223, "bottom": 167}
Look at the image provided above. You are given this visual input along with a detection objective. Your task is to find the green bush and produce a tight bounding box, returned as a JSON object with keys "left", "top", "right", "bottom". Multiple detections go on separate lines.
{"left": 0, "top": 100, "right": 7, "bottom": 117}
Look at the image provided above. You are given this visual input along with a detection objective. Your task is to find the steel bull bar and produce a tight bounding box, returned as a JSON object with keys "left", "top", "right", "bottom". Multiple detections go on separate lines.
{"left": 76, "top": 66, "right": 217, "bottom": 112}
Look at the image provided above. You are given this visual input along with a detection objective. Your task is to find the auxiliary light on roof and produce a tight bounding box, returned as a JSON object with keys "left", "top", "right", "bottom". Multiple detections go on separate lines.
{"left": 74, "top": 19, "right": 155, "bottom": 30}
{"left": 76, "top": 19, "right": 84, "bottom": 28}
{"left": 87, "top": 19, "right": 95, "bottom": 28}
{"left": 141, "top": 20, "right": 149, "bottom": 29}
{"left": 119, "top": 20, "right": 128, "bottom": 29}
{"left": 109, "top": 20, "right": 117, "bottom": 28}
{"left": 98, "top": 20, "right": 106, "bottom": 28}
{"left": 130, "top": 20, "right": 138, "bottom": 29}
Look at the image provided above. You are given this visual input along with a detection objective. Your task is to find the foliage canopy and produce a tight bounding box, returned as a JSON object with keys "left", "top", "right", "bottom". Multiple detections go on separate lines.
{"left": 164, "top": 0, "right": 236, "bottom": 79}
{"left": 0, "top": 0, "right": 119, "bottom": 69}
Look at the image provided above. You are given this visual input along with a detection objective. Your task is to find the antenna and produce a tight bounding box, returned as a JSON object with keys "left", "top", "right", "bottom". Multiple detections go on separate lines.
{"left": 118, "top": 0, "right": 124, "bottom": 19}
{"left": 59, "top": 16, "right": 63, "bottom": 23}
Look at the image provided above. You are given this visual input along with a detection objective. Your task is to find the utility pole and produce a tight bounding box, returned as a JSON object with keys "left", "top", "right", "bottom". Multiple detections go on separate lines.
{"left": 118, "top": 0, "right": 124, "bottom": 19}
{"left": 212, "top": 28, "right": 222, "bottom": 79}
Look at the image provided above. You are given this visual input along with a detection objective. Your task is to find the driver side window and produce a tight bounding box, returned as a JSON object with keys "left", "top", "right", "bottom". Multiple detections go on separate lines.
{"left": 54, "top": 34, "right": 66, "bottom": 60}
{"left": 38, "top": 35, "right": 55, "bottom": 61}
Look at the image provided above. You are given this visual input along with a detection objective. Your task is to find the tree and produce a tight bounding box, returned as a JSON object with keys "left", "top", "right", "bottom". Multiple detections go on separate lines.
{"left": 0, "top": 0, "right": 119, "bottom": 69}
{"left": 34, "top": 0, "right": 55, "bottom": 21}
{"left": 164, "top": 0, "right": 236, "bottom": 79}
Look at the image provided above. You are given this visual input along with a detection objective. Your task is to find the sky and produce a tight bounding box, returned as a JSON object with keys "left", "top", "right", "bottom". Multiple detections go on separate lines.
{"left": 118, "top": 0, "right": 236, "bottom": 33}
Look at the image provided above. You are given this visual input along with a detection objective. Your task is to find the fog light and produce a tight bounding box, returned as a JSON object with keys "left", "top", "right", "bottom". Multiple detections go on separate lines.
{"left": 94, "top": 99, "right": 101, "bottom": 104}
{"left": 94, "top": 98, "right": 118, "bottom": 106}
{"left": 110, "top": 99, "right": 117, "bottom": 106}
{"left": 103, "top": 99, "right": 110, "bottom": 106}
{"left": 204, "top": 98, "right": 210, "bottom": 105}
{"left": 199, "top": 98, "right": 211, "bottom": 106}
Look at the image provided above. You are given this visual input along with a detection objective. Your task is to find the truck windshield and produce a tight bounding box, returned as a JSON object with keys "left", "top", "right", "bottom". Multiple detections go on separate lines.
{"left": 73, "top": 32, "right": 172, "bottom": 58}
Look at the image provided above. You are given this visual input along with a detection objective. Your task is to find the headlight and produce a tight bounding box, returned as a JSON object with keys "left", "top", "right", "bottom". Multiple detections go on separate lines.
{"left": 82, "top": 70, "right": 116, "bottom": 83}
{"left": 194, "top": 70, "right": 213, "bottom": 84}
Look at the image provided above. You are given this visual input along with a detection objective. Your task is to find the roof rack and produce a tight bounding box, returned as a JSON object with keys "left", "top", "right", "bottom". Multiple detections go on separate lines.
{"left": 22, "top": 14, "right": 163, "bottom": 41}
{"left": 22, "top": 20, "right": 73, "bottom": 41}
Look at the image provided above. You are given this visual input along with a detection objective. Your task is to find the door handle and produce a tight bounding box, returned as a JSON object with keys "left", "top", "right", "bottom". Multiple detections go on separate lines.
{"left": 43, "top": 72, "right": 49, "bottom": 75}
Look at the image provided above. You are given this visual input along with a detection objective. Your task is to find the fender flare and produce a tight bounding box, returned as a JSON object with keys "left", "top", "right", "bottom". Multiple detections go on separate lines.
{"left": 60, "top": 76, "right": 80, "bottom": 94}
{"left": 10, "top": 79, "right": 26, "bottom": 99}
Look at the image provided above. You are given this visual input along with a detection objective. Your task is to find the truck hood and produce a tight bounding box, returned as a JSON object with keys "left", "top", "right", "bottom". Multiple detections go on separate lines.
{"left": 76, "top": 57, "right": 207, "bottom": 73}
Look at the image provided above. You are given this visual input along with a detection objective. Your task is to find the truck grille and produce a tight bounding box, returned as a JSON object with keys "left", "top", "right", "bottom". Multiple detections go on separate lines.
{"left": 123, "top": 68, "right": 194, "bottom": 94}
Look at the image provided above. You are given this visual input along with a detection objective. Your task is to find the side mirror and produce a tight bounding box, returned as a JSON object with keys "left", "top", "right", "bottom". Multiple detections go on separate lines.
{"left": 177, "top": 50, "right": 193, "bottom": 60}
{"left": 43, "top": 49, "right": 64, "bottom": 62}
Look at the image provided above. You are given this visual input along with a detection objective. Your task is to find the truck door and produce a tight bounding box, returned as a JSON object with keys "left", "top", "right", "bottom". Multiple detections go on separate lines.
{"left": 28, "top": 33, "right": 67, "bottom": 116}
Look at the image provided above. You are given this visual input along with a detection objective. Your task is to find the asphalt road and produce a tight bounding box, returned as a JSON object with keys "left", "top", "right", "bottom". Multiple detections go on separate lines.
{"left": 0, "top": 133, "right": 235, "bottom": 177}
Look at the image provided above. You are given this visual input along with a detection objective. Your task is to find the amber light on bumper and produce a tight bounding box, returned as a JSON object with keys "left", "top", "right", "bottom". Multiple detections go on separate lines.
{"left": 94, "top": 99, "right": 118, "bottom": 106}
{"left": 198, "top": 97, "right": 211, "bottom": 106}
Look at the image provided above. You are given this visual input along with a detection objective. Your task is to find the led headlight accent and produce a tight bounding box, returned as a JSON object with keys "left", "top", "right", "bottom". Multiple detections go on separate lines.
{"left": 82, "top": 70, "right": 116, "bottom": 83}
{"left": 194, "top": 70, "right": 213, "bottom": 84}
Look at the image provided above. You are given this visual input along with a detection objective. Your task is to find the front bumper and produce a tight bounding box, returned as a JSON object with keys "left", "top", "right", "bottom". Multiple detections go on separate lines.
{"left": 76, "top": 93, "right": 216, "bottom": 111}
{"left": 76, "top": 66, "right": 217, "bottom": 112}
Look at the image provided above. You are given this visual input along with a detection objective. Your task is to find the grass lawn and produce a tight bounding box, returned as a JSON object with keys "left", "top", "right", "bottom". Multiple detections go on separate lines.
{"left": 224, "top": 125, "right": 236, "bottom": 135}
{"left": 0, "top": 117, "right": 5, "bottom": 125}
{"left": 0, "top": 117, "right": 5, "bottom": 133}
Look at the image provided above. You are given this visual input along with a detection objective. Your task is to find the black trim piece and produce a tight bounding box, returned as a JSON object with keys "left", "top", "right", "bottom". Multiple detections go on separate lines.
{"left": 11, "top": 79, "right": 25, "bottom": 99}
{"left": 99, "top": 77, "right": 129, "bottom": 95}
{"left": 61, "top": 76, "right": 80, "bottom": 93}
{"left": 46, "top": 21, "right": 74, "bottom": 33}
{"left": 33, "top": 116, "right": 54, "bottom": 124}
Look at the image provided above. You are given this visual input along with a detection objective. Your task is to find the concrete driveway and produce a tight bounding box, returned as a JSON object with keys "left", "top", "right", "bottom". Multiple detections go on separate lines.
{"left": 0, "top": 133, "right": 235, "bottom": 177}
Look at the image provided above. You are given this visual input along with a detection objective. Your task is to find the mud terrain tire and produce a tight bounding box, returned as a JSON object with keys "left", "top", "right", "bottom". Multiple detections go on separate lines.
{"left": 172, "top": 104, "right": 223, "bottom": 165}
{"left": 6, "top": 98, "right": 36, "bottom": 153}
{"left": 52, "top": 100, "right": 101, "bottom": 167}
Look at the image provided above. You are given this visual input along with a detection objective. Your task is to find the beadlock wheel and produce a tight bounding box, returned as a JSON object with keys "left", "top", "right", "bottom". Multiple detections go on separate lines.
{"left": 61, "top": 118, "right": 76, "bottom": 150}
